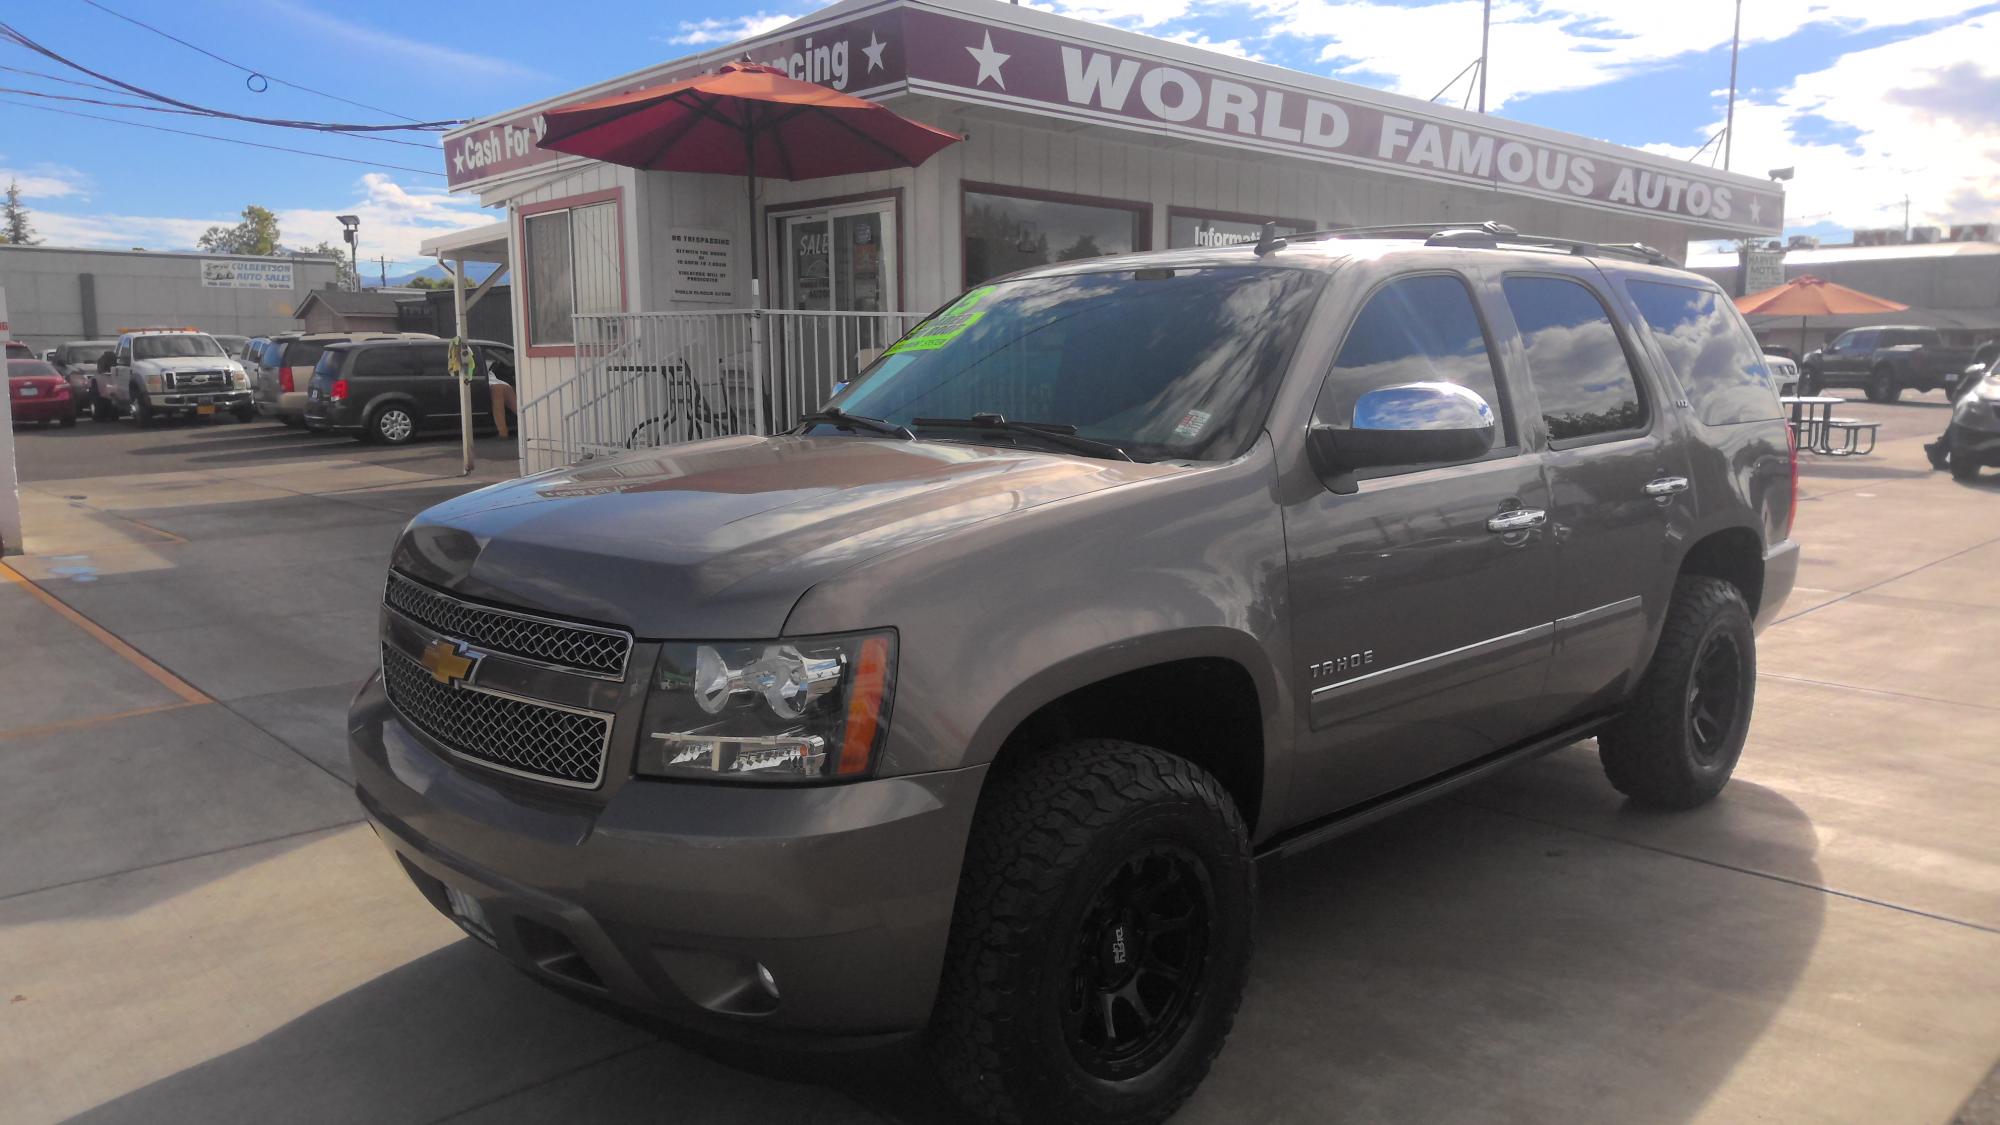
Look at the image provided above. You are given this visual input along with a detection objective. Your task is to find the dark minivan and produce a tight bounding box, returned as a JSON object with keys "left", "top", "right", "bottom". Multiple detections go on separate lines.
{"left": 303, "top": 338, "right": 514, "bottom": 444}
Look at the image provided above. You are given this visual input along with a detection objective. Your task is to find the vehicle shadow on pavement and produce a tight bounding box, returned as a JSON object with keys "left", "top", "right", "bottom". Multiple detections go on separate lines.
{"left": 58, "top": 768, "right": 1825, "bottom": 1125}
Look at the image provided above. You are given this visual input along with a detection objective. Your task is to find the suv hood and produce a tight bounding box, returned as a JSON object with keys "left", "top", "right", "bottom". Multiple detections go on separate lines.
{"left": 392, "top": 435, "right": 1188, "bottom": 637}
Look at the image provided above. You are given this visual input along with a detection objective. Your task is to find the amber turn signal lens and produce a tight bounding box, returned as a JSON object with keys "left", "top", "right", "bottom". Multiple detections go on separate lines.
{"left": 837, "top": 634, "right": 892, "bottom": 776}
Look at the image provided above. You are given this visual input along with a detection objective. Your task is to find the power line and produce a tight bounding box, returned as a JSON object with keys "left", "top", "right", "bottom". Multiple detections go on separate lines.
{"left": 0, "top": 21, "right": 461, "bottom": 132}
{"left": 0, "top": 60, "right": 125, "bottom": 95}
{"left": 0, "top": 83, "right": 441, "bottom": 149}
{"left": 0, "top": 96, "right": 445, "bottom": 177}
{"left": 74, "top": 0, "right": 426, "bottom": 123}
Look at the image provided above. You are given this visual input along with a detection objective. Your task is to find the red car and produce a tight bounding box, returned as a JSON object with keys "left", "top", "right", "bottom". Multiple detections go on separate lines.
{"left": 9, "top": 358, "right": 78, "bottom": 427}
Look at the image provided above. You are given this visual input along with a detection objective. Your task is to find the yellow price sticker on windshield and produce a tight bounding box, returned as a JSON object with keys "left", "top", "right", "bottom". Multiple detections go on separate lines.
{"left": 885, "top": 287, "right": 995, "bottom": 355}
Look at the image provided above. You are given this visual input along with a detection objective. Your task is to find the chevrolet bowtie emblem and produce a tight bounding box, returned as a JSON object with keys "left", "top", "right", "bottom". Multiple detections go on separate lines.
{"left": 419, "top": 638, "right": 483, "bottom": 687}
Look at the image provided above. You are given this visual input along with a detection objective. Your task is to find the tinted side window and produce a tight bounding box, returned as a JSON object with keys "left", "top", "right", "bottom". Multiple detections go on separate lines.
{"left": 1627, "top": 280, "right": 1782, "bottom": 425}
{"left": 349, "top": 348, "right": 403, "bottom": 377}
{"left": 407, "top": 343, "right": 451, "bottom": 375}
{"left": 1501, "top": 275, "right": 1646, "bottom": 442}
{"left": 1320, "top": 273, "right": 1506, "bottom": 447}
{"left": 282, "top": 341, "right": 331, "bottom": 369}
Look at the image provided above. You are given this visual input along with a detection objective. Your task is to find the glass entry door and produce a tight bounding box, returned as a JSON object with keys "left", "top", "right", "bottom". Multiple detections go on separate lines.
{"left": 770, "top": 201, "right": 901, "bottom": 426}
{"left": 778, "top": 203, "right": 896, "bottom": 313}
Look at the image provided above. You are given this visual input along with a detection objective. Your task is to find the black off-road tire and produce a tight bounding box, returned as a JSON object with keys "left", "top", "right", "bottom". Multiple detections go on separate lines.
{"left": 1866, "top": 368, "right": 1901, "bottom": 403}
{"left": 1951, "top": 455, "right": 1981, "bottom": 482}
{"left": 928, "top": 740, "right": 1255, "bottom": 1125}
{"left": 131, "top": 390, "right": 155, "bottom": 426}
{"left": 90, "top": 395, "right": 117, "bottom": 421}
{"left": 1598, "top": 576, "right": 1757, "bottom": 809}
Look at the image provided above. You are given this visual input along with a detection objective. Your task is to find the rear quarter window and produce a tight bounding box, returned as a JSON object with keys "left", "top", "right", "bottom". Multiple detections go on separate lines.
{"left": 282, "top": 341, "right": 331, "bottom": 369}
{"left": 1626, "top": 280, "right": 1783, "bottom": 426}
{"left": 349, "top": 348, "right": 404, "bottom": 377}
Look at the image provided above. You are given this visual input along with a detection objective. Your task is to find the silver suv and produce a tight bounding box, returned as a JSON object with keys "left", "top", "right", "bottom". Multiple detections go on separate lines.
{"left": 350, "top": 224, "right": 1800, "bottom": 1124}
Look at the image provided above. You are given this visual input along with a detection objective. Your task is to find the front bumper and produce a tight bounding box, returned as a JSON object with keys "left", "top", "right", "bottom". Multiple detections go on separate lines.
{"left": 1755, "top": 539, "right": 1800, "bottom": 633}
{"left": 348, "top": 672, "right": 984, "bottom": 1040}
{"left": 152, "top": 389, "right": 252, "bottom": 412}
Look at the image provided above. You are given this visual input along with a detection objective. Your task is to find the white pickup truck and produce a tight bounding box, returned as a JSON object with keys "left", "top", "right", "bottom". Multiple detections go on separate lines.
{"left": 99, "top": 328, "right": 256, "bottom": 424}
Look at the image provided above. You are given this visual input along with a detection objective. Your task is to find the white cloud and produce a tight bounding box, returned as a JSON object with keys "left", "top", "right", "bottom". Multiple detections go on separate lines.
{"left": 1244, "top": 0, "right": 1981, "bottom": 109}
{"left": 263, "top": 0, "right": 546, "bottom": 84}
{"left": 1658, "top": 12, "right": 2000, "bottom": 235}
{"left": 0, "top": 161, "right": 90, "bottom": 201}
{"left": 665, "top": 12, "right": 803, "bottom": 46}
{"left": 1156, "top": 29, "right": 1267, "bottom": 62}
{"left": 26, "top": 174, "right": 495, "bottom": 268}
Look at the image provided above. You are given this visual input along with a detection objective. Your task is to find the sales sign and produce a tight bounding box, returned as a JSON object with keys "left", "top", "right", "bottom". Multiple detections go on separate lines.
{"left": 201, "top": 259, "right": 296, "bottom": 289}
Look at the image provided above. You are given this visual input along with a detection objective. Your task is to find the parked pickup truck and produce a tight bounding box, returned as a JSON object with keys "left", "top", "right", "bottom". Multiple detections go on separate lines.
{"left": 99, "top": 328, "right": 255, "bottom": 424}
{"left": 349, "top": 222, "right": 1798, "bottom": 1125}
{"left": 1800, "top": 325, "right": 1973, "bottom": 401}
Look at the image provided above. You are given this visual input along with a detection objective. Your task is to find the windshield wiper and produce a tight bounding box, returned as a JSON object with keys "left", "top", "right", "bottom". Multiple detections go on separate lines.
{"left": 795, "top": 407, "right": 914, "bottom": 440}
{"left": 909, "top": 413, "right": 1134, "bottom": 461}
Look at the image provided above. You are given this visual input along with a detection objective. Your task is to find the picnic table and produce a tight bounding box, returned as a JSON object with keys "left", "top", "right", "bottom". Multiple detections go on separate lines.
{"left": 1779, "top": 395, "right": 1878, "bottom": 457}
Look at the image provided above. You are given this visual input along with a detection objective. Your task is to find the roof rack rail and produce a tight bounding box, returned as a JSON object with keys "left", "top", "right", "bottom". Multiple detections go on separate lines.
{"left": 1288, "top": 220, "right": 1675, "bottom": 267}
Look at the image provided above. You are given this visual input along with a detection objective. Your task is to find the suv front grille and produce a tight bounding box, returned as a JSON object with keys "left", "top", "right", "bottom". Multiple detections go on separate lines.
{"left": 381, "top": 647, "right": 609, "bottom": 788}
{"left": 384, "top": 573, "right": 632, "bottom": 679}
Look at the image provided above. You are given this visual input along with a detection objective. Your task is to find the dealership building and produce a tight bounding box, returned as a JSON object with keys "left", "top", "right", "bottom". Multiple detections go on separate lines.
{"left": 0, "top": 244, "right": 343, "bottom": 353}
{"left": 437, "top": 0, "right": 1786, "bottom": 469}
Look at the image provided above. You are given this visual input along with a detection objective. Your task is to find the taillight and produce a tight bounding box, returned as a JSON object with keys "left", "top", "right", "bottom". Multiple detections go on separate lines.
{"left": 1785, "top": 425, "right": 1798, "bottom": 539}
{"left": 330, "top": 379, "right": 349, "bottom": 402}
{"left": 280, "top": 368, "right": 296, "bottom": 393}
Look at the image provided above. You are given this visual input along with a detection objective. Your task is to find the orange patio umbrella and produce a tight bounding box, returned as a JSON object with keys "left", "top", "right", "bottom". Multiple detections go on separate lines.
{"left": 1736, "top": 275, "right": 1909, "bottom": 356}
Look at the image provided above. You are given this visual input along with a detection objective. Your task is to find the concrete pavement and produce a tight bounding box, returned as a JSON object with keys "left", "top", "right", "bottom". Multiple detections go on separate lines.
{"left": 3, "top": 400, "right": 1997, "bottom": 1123}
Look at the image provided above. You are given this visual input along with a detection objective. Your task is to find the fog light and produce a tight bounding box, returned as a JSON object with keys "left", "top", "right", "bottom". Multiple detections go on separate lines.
{"left": 755, "top": 962, "right": 779, "bottom": 1000}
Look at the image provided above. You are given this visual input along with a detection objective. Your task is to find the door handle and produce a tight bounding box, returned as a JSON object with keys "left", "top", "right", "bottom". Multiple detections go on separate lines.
{"left": 1487, "top": 509, "right": 1547, "bottom": 533}
{"left": 1644, "top": 477, "right": 1690, "bottom": 497}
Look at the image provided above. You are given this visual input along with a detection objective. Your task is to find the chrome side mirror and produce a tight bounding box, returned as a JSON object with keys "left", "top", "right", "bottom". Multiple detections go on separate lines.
{"left": 1309, "top": 382, "right": 1496, "bottom": 493}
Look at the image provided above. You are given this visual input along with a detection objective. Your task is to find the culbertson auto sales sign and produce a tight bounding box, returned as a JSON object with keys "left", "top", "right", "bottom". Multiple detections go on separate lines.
{"left": 201, "top": 259, "right": 296, "bottom": 289}
{"left": 441, "top": 0, "right": 1783, "bottom": 235}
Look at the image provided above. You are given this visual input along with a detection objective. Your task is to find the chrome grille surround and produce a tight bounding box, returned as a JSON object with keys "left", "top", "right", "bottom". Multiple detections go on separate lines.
{"left": 380, "top": 646, "right": 611, "bottom": 789}
{"left": 384, "top": 572, "right": 632, "bottom": 680}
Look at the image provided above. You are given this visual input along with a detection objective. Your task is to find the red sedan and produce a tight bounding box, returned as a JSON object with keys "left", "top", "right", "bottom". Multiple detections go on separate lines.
{"left": 9, "top": 358, "right": 78, "bottom": 427}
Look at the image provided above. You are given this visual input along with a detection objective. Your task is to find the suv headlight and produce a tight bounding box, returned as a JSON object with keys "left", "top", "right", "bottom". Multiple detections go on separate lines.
{"left": 635, "top": 630, "right": 896, "bottom": 783}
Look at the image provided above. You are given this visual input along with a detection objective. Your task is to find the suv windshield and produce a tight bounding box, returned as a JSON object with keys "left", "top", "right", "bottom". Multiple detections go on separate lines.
{"left": 132, "top": 334, "right": 225, "bottom": 360}
{"left": 828, "top": 266, "right": 1324, "bottom": 462}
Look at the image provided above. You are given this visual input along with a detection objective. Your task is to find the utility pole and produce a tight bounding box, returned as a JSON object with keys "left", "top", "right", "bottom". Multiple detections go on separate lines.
{"left": 1477, "top": 0, "right": 1491, "bottom": 113}
{"left": 1724, "top": 0, "right": 1741, "bottom": 170}
{"left": 377, "top": 255, "right": 389, "bottom": 288}
{"left": 1903, "top": 195, "right": 1911, "bottom": 241}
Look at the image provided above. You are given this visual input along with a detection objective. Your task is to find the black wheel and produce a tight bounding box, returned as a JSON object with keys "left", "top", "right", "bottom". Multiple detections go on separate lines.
{"left": 1865, "top": 369, "right": 1900, "bottom": 403}
{"left": 90, "top": 396, "right": 117, "bottom": 422}
{"left": 1598, "top": 576, "right": 1756, "bottom": 809}
{"left": 131, "top": 391, "right": 155, "bottom": 426}
{"left": 60, "top": 411, "right": 77, "bottom": 428}
{"left": 279, "top": 414, "right": 303, "bottom": 429}
{"left": 928, "top": 740, "right": 1253, "bottom": 1125}
{"left": 233, "top": 405, "right": 257, "bottom": 423}
{"left": 365, "top": 403, "right": 419, "bottom": 445}
{"left": 1798, "top": 367, "right": 1821, "bottom": 396}
{"left": 1951, "top": 455, "right": 1981, "bottom": 482}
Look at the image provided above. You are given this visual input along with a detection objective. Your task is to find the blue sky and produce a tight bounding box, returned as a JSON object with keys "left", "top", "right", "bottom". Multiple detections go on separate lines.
{"left": 2, "top": 0, "right": 1995, "bottom": 273}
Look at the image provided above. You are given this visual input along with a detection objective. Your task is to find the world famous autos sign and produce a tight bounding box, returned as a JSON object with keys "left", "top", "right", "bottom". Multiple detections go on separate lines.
{"left": 443, "top": 1, "right": 1781, "bottom": 234}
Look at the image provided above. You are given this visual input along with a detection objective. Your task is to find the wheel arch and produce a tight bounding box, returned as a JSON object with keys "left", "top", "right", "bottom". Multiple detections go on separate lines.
{"left": 971, "top": 633, "right": 1276, "bottom": 835}
{"left": 1675, "top": 524, "right": 1765, "bottom": 617}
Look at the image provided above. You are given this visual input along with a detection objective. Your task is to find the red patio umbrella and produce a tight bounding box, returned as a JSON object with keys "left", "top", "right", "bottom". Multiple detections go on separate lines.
{"left": 539, "top": 61, "right": 962, "bottom": 304}
{"left": 1736, "top": 274, "right": 1909, "bottom": 356}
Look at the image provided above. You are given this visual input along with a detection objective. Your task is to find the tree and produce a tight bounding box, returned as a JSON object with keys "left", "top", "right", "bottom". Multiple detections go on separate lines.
{"left": 405, "top": 276, "right": 455, "bottom": 290}
{"left": 1, "top": 179, "right": 38, "bottom": 245}
{"left": 197, "top": 205, "right": 281, "bottom": 255}
{"left": 293, "top": 240, "right": 358, "bottom": 290}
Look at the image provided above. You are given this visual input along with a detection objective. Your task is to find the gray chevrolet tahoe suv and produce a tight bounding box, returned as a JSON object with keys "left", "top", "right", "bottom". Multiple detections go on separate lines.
{"left": 350, "top": 223, "right": 1799, "bottom": 1124}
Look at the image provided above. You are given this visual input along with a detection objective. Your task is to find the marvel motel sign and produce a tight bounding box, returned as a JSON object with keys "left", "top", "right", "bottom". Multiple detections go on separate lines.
{"left": 444, "top": 0, "right": 1782, "bottom": 236}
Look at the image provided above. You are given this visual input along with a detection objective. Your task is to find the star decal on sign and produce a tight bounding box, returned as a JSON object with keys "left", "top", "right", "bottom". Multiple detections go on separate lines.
{"left": 863, "top": 32, "right": 887, "bottom": 72}
{"left": 1748, "top": 195, "right": 1763, "bottom": 224}
{"left": 452, "top": 148, "right": 464, "bottom": 174}
{"left": 966, "top": 30, "right": 1009, "bottom": 89}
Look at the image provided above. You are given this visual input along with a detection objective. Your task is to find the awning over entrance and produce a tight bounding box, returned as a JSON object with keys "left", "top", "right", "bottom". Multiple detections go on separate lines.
{"left": 420, "top": 221, "right": 510, "bottom": 265}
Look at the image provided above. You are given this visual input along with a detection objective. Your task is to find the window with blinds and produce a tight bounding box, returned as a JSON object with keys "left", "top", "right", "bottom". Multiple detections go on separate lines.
{"left": 524, "top": 199, "right": 620, "bottom": 346}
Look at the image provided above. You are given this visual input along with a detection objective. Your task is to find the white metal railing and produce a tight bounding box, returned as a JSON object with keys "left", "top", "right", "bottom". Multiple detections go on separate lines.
{"left": 519, "top": 308, "right": 918, "bottom": 474}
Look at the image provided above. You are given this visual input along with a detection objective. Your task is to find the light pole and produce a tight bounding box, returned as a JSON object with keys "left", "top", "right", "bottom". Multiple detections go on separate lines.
{"left": 337, "top": 214, "right": 360, "bottom": 291}
{"left": 1724, "top": 0, "right": 1742, "bottom": 170}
